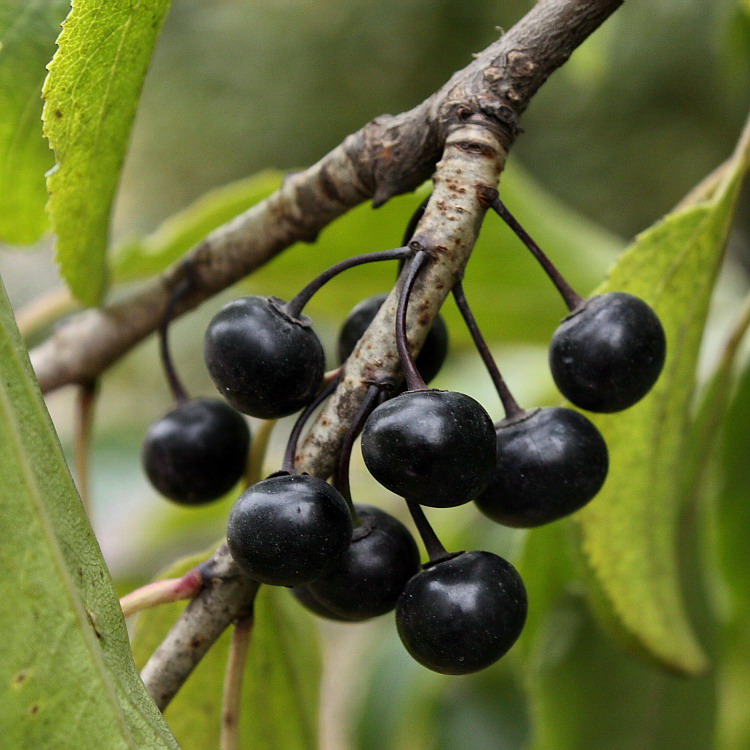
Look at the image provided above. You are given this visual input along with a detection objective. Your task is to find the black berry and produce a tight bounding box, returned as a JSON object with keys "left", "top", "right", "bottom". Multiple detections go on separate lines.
{"left": 142, "top": 398, "right": 250, "bottom": 505}
{"left": 475, "top": 407, "right": 608, "bottom": 527}
{"left": 396, "top": 550, "right": 527, "bottom": 674}
{"left": 549, "top": 292, "right": 666, "bottom": 412}
{"left": 227, "top": 474, "right": 353, "bottom": 586}
{"left": 291, "top": 585, "right": 356, "bottom": 621}
{"left": 306, "top": 504, "right": 421, "bottom": 620}
{"left": 361, "top": 389, "right": 496, "bottom": 507}
{"left": 337, "top": 293, "right": 449, "bottom": 384}
{"left": 204, "top": 296, "right": 325, "bottom": 419}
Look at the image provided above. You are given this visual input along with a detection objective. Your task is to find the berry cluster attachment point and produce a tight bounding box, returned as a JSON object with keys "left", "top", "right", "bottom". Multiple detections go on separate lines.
{"left": 139, "top": 191, "right": 668, "bottom": 677}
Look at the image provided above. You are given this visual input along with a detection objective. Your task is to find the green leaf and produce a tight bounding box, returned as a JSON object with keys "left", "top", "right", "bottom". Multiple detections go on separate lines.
{"left": 109, "top": 162, "right": 623, "bottom": 345}
{"left": 42, "top": 0, "right": 172, "bottom": 306}
{"left": 572, "top": 119, "right": 750, "bottom": 674}
{"left": 0, "top": 1, "right": 69, "bottom": 244}
{"left": 714, "top": 341, "right": 750, "bottom": 608}
{"left": 518, "top": 524, "right": 716, "bottom": 750}
{"left": 714, "top": 355, "right": 750, "bottom": 750}
{"left": 132, "top": 552, "right": 321, "bottom": 750}
{"left": 0, "top": 274, "right": 177, "bottom": 749}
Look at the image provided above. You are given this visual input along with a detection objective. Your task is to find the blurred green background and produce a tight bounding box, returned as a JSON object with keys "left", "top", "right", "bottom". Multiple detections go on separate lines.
{"left": 2, "top": 0, "right": 750, "bottom": 748}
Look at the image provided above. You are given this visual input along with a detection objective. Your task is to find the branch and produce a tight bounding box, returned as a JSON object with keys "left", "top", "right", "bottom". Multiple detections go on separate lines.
{"left": 140, "top": 546, "right": 259, "bottom": 710}
{"left": 126, "top": 0, "right": 624, "bottom": 710}
{"left": 297, "top": 122, "right": 504, "bottom": 475}
{"left": 30, "top": 0, "right": 622, "bottom": 394}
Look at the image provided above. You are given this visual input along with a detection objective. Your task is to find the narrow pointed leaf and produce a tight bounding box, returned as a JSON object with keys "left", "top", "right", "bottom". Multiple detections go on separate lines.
{"left": 518, "top": 523, "right": 716, "bottom": 750}
{"left": 132, "top": 552, "right": 321, "bottom": 750}
{"left": 42, "top": 0, "right": 172, "bottom": 306}
{"left": 0, "top": 274, "right": 177, "bottom": 748}
{"left": 0, "top": 1, "right": 69, "bottom": 244}
{"left": 573, "top": 118, "right": 750, "bottom": 674}
{"left": 714, "top": 358, "right": 750, "bottom": 750}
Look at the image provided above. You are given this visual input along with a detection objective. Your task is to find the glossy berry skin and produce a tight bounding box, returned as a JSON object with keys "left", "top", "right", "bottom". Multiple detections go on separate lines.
{"left": 204, "top": 296, "right": 325, "bottom": 419}
{"left": 337, "top": 293, "right": 449, "bottom": 385}
{"left": 396, "top": 550, "right": 527, "bottom": 675}
{"left": 305, "top": 504, "right": 421, "bottom": 621}
{"left": 291, "top": 585, "right": 355, "bottom": 622}
{"left": 361, "top": 389, "right": 496, "bottom": 508}
{"left": 142, "top": 398, "right": 250, "bottom": 505}
{"left": 227, "top": 474, "right": 352, "bottom": 586}
{"left": 475, "top": 407, "right": 608, "bottom": 528}
{"left": 549, "top": 292, "right": 666, "bottom": 413}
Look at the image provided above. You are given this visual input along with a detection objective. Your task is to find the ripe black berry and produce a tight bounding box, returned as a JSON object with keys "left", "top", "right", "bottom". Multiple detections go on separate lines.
{"left": 549, "top": 292, "right": 666, "bottom": 412}
{"left": 204, "top": 296, "right": 325, "bottom": 419}
{"left": 337, "top": 293, "right": 449, "bottom": 384}
{"left": 291, "top": 585, "right": 355, "bottom": 621}
{"left": 475, "top": 407, "right": 608, "bottom": 527}
{"left": 306, "top": 504, "right": 421, "bottom": 620}
{"left": 227, "top": 474, "right": 353, "bottom": 586}
{"left": 396, "top": 550, "right": 527, "bottom": 674}
{"left": 142, "top": 398, "right": 250, "bottom": 505}
{"left": 361, "top": 389, "right": 496, "bottom": 507}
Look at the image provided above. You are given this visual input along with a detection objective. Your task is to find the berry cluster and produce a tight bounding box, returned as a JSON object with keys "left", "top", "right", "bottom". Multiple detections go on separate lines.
{"left": 140, "top": 195, "right": 666, "bottom": 675}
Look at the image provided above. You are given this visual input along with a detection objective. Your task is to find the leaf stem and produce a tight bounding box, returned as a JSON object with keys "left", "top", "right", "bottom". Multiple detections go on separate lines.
{"left": 220, "top": 614, "right": 254, "bottom": 750}
{"left": 74, "top": 380, "right": 99, "bottom": 517}
{"left": 120, "top": 567, "right": 204, "bottom": 618}
{"left": 491, "top": 196, "right": 583, "bottom": 311}
{"left": 16, "top": 287, "right": 77, "bottom": 340}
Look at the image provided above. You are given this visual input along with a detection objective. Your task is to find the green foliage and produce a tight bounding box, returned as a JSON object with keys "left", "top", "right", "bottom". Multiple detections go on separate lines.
{"left": 714, "top": 352, "right": 750, "bottom": 749}
{"left": 42, "top": 0, "right": 171, "bottom": 306}
{"left": 571, "top": 124, "right": 750, "bottom": 674}
{"left": 131, "top": 551, "right": 321, "bottom": 750}
{"left": 519, "top": 525, "right": 717, "bottom": 750}
{"left": 0, "top": 275, "right": 177, "bottom": 749}
{"left": 0, "top": 1, "right": 69, "bottom": 244}
{"left": 3, "top": 3, "right": 750, "bottom": 748}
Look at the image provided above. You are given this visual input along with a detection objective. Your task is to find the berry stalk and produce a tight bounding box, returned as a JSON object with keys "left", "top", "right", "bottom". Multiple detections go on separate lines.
{"left": 404, "top": 498, "right": 450, "bottom": 562}
{"left": 396, "top": 250, "right": 432, "bottom": 392}
{"left": 452, "top": 281, "right": 524, "bottom": 420}
{"left": 159, "top": 277, "right": 193, "bottom": 405}
{"left": 284, "top": 247, "right": 412, "bottom": 320}
{"left": 281, "top": 376, "right": 342, "bottom": 474}
{"left": 401, "top": 195, "right": 430, "bottom": 247}
{"left": 335, "top": 383, "right": 383, "bottom": 522}
{"left": 490, "top": 196, "right": 584, "bottom": 311}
